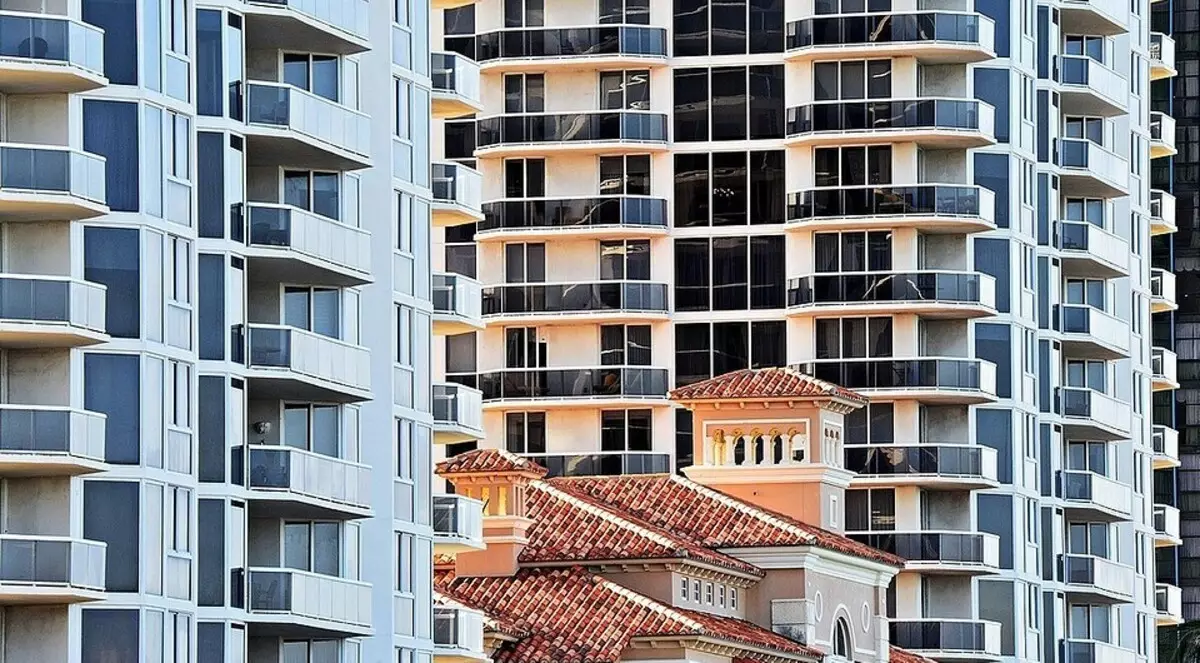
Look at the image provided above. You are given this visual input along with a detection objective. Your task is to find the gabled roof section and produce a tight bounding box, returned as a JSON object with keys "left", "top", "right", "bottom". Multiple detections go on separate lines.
{"left": 890, "top": 646, "right": 938, "bottom": 663}
{"left": 551, "top": 473, "right": 903, "bottom": 567}
{"left": 436, "top": 448, "right": 549, "bottom": 477}
{"left": 521, "top": 482, "right": 763, "bottom": 577}
{"left": 669, "top": 367, "right": 867, "bottom": 404}
{"left": 438, "top": 566, "right": 821, "bottom": 663}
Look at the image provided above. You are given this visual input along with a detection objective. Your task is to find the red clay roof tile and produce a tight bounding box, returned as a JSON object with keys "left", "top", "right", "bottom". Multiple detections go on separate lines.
{"left": 890, "top": 646, "right": 937, "bottom": 663}
{"left": 436, "top": 448, "right": 549, "bottom": 477}
{"left": 669, "top": 367, "right": 867, "bottom": 404}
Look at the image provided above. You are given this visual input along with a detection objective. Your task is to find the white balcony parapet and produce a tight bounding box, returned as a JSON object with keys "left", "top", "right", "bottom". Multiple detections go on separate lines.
{"left": 244, "top": 203, "right": 372, "bottom": 282}
{"left": 1154, "top": 504, "right": 1181, "bottom": 545}
{"left": 1063, "top": 639, "right": 1136, "bottom": 663}
{"left": 848, "top": 530, "right": 1000, "bottom": 572}
{"left": 1151, "top": 189, "right": 1177, "bottom": 234}
{"left": 890, "top": 619, "right": 1001, "bottom": 657}
{"left": 244, "top": 445, "right": 371, "bottom": 515}
{"left": 1157, "top": 583, "right": 1183, "bottom": 624}
{"left": 1151, "top": 268, "right": 1178, "bottom": 311}
{"left": 432, "top": 162, "right": 483, "bottom": 225}
{"left": 245, "top": 0, "right": 369, "bottom": 42}
{"left": 1152, "top": 347, "right": 1179, "bottom": 389}
{"left": 247, "top": 567, "right": 372, "bottom": 633}
{"left": 1062, "top": 553, "right": 1135, "bottom": 598}
{"left": 431, "top": 52, "right": 482, "bottom": 117}
{"left": 1153, "top": 425, "right": 1180, "bottom": 468}
{"left": 0, "top": 535, "right": 105, "bottom": 598}
{"left": 245, "top": 81, "right": 371, "bottom": 160}
{"left": 0, "top": 405, "right": 105, "bottom": 473}
{"left": 1057, "top": 304, "right": 1128, "bottom": 357}
{"left": 433, "top": 273, "right": 484, "bottom": 332}
{"left": 1059, "top": 387, "right": 1131, "bottom": 437}
{"left": 434, "top": 604, "right": 487, "bottom": 661}
{"left": 433, "top": 383, "right": 484, "bottom": 443}
{"left": 1057, "top": 55, "right": 1126, "bottom": 113}
{"left": 0, "top": 275, "right": 107, "bottom": 346}
{"left": 432, "top": 494, "right": 485, "bottom": 552}
{"left": 1059, "top": 470, "right": 1132, "bottom": 517}
{"left": 1151, "top": 112, "right": 1177, "bottom": 157}
{"left": 1151, "top": 32, "right": 1177, "bottom": 77}
{"left": 243, "top": 324, "right": 371, "bottom": 398}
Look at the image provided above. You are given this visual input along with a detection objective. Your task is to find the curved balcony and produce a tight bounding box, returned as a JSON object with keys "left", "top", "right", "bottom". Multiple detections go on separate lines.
{"left": 1157, "top": 583, "right": 1183, "bottom": 625}
{"left": 848, "top": 531, "right": 1000, "bottom": 574}
{"left": 241, "top": 203, "right": 372, "bottom": 286}
{"left": 786, "top": 271, "right": 996, "bottom": 319}
{"left": 1055, "top": 221, "right": 1128, "bottom": 278}
{"left": 1054, "top": 305, "right": 1129, "bottom": 360}
{"left": 1054, "top": 139, "right": 1128, "bottom": 197}
{"left": 432, "top": 494, "right": 485, "bottom": 554}
{"left": 432, "top": 162, "right": 483, "bottom": 226}
{"left": 1061, "top": 554, "right": 1135, "bottom": 603}
{"left": 236, "top": 324, "right": 371, "bottom": 402}
{"left": 1151, "top": 32, "right": 1177, "bottom": 80}
{"left": 1152, "top": 347, "right": 1179, "bottom": 391}
{"left": 434, "top": 604, "right": 488, "bottom": 663}
{"left": 240, "top": 445, "right": 371, "bottom": 519}
{"left": 889, "top": 620, "right": 1001, "bottom": 660}
{"left": 477, "top": 366, "right": 670, "bottom": 409}
{"left": 242, "top": 81, "right": 371, "bottom": 170}
{"left": 1151, "top": 268, "right": 1178, "bottom": 313}
{"left": 473, "top": 25, "right": 668, "bottom": 72}
{"left": 786, "top": 184, "right": 995, "bottom": 233}
{"left": 1062, "top": 639, "right": 1135, "bottom": 663}
{"left": 241, "top": 0, "right": 368, "bottom": 54}
{"left": 1151, "top": 189, "right": 1177, "bottom": 235}
{"left": 477, "top": 196, "right": 668, "bottom": 242}
{"left": 1060, "top": 0, "right": 1127, "bottom": 35}
{"left": 475, "top": 111, "right": 669, "bottom": 158}
{"left": 0, "top": 144, "right": 106, "bottom": 221}
{"left": 1056, "top": 56, "right": 1126, "bottom": 117}
{"left": 481, "top": 281, "right": 669, "bottom": 325}
{"left": 1154, "top": 504, "right": 1182, "bottom": 547}
{"left": 522, "top": 451, "right": 671, "bottom": 478}
{"left": 784, "top": 11, "right": 995, "bottom": 63}
{"left": 433, "top": 273, "right": 484, "bottom": 335}
{"left": 0, "top": 12, "right": 105, "bottom": 93}
{"left": 1151, "top": 111, "right": 1177, "bottom": 158}
{"left": 1153, "top": 425, "right": 1180, "bottom": 469}
{"left": 432, "top": 52, "right": 482, "bottom": 119}
{"left": 1058, "top": 470, "right": 1132, "bottom": 521}
{"left": 0, "top": 276, "right": 106, "bottom": 348}
{"left": 785, "top": 98, "right": 995, "bottom": 148}
{"left": 0, "top": 405, "right": 105, "bottom": 476}
{"left": 246, "top": 567, "right": 372, "bottom": 637}
{"left": 793, "top": 358, "right": 997, "bottom": 405}
{"left": 844, "top": 444, "right": 999, "bottom": 490}
{"left": 1058, "top": 387, "right": 1130, "bottom": 440}
{"left": 0, "top": 535, "right": 105, "bottom": 604}
{"left": 433, "top": 383, "right": 484, "bottom": 444}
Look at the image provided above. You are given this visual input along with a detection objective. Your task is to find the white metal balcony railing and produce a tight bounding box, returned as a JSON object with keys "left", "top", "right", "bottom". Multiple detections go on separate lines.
{"left": 431, "top": 494, "right": 484, "bottom": 547}
{"left": 245, "top": 81, "right": 371, "bottom": 158}
{"left": 1151, "top": 31, "right": 1177, "bottom": 74}
{"left": 0, "top": 535, "right": 105, "bottom": 592}
{"left": 432, "top": 51, "right": 481, "bottom": 107}
{"left": 1157, "top": 583, "right": 1183, "bottom": 621}
{"left": 847, "top": 530, "right": 1000, "bottom": 570}
{"left": 1151, "top": 112, "right": 1177, "bottom": 157}
{"left": 1151, "top": 189, "right": 1177, "bottom": 231}
{"left": 0, "top": 275, "right": 106, "bottom": 336}
{"left": 1062, "top": 639, "right": 1135, "bottom": 663}
{"left": 432, "top": 383, "right": 484, "bottom": 436}
{"left": 245, "top": 445, "right": 371, "bottom": 511}
{"left": 1057, "top": 304, "right": 1128, "bottom": 354}
{"left": 0, "top": 12, "right": 105, "bottom": 77}
{"left": 1152, "top": 346, "right": 1179, "bottom": 386}
{"left": 1059, "top": 386, "right": 1131, "bottom": 435}
{"left": 434, "top": 605, "right": 486, "bottom": 657}
{"left": 243, "top": 324, "right": 371, "bottom": 395}
{"left": 432, "top": 162, "right": 483, "bottom": 215}
{"left": 1061, "top": 0, "right": 1126, "bottom": 31}
{"left": 245, "top": 0, "right": 369, "bottom": 41}
{"left": 889, "top": 619, "right": 1001, "bottom": 656}
{"left": 1154, "top": 504, "right": 1181, "bottom": 542}
{"left": 1059, "top": 470, "right": 1132, "bottom": 516}
{"left": 1154, "top": 425, "right": 1180, "bottom": 464}
{"left": 433, "top": 273, "right": 483, "bottom": 322}
{"left": 0, "top": 405, "right": 105, "bottom": 464}
{"left": 244, "top": 203, "right": 372, "bottom": 277}
{"left": 248, "top": 567, "right": 372, "bottom": 630}
{"left": 1152, "top": 268, "right": 1178, "bottom": 307}
{"left": 1056, "top": 220, "right": 1128, "bottom": 274}
{"left": 1057, "top": 55, "right": 1125, "bottom": 107}
{"left": 1056, "top": 138, "right": 1128, "bottom": 191}
{"left": 0, "top": 144, "right": 106, "bottom": 205}
{"left": 1062, "top": 553, "right": 1135, "bottom": 598}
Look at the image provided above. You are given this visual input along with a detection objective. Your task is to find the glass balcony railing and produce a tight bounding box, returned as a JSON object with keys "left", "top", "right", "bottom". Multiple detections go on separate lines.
{"left": 432, "top": 383, "right": 483, "bottom": 435}
{"left": 849, "top": 531, "right": 999, "bottom": 568}
{"left": 431, "top": 51, "right": 481, "bottom": 106}
{"left": 1062, "top": 639, "right": 1135, "bottom": 663}
{"left": 432, "top": 162, "right": 482, "bottom": 214}
{"left": 482, "top": 281, "right": 668, "bottom": 317}
{"left": 477, "top": 111, "right": 668, "bottom": 149}
{"left": 890, "top": 620, "right": 1001, "bottom": 656}
{"left": 785, "top": 11, "right": 994, "bottom": 53}
{"left": 0, "top": 405, "right": 105, "bottom": 464}
{"left": 244, "top": 82, "right": 370, "bottom": 158}
{"left": 431, "top": 494, "right": 484, "bottom": 546}
{"left": 0, "top": 535, "right": 105, "bottom": 591}
{"left": 245, "top": 0, "right": 369, "bottom": 41}
{"left": 522, "top": 451, "right": 671, "bottom": 477}
{"left": 786, "top": 271, "right": 995, "bottom": 310}
{"left": 479, "top": 196, "right": 667, "bottom": 234}
{"left": 1058, "top": 470, "right": 1132, "bottom": 516}
{"left": 1062, "top": 554, "right": 1135, "bottom": 597}
{"left": 843, "top": 444, "right": 998, "bottom": 482}
{"left": 244, "top": 203, "right": 372, "bottom": 278}
{"left": 786, "top": 99, "right": 993, "bottom": 138}
{"left": 474, "top": 25, "right": 667, "bottom": 62}
{"left": 0, "top": 12, "right": 104, "bottom": 76}
{"left": 1055, "top": 304, "right": 1128, "bottom": 353}
{"left": 786, "top": 185, "right": 993, "bottom": 226}
{"left": 433, "top": 273, "right": 483, "bottom": 322}
{"left": 243, "top": 445, "right": 371, "bottom": 512}
{"left": 434, "top": 605, "right": 486, "bottom": 655}
{"left": 0, "top": 144, "right": 105, "bottom": 204}
{"left": 0, "top": 275, "right": 106, "bottom": 335}
{"left": 1059, "top": 387, "right": 1131, "bottom": 435}
{"left": 794, "top": 358, "right": 997, "bottom": 396}
{"left": 241, "top": 324, "right": 371, "bottom": 395}
{"left": 247, "top": 567, "right": 372, "bottom": 630}
{"left": 1057, "top": 55, "right": 1125, "bottom": 104}
{"left": 477, "top": 366, "right": 669, "bottom": 402}
{"left": 1055, "top": 138, "right": 1128, "bottom": 191}
{"left": 1055, "top": 221, "right": 1128, "bottom": 273}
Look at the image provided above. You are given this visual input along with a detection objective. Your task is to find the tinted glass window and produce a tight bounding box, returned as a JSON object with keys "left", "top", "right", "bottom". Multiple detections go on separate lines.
{"left": 750, "top": 236, "right": 785, "bottom": 307}
{"left": 197, "top": 622, "right": 225, "bottom": 663}
{"left": 751, "top": 150, "right": 784, "bottom": 224}
{"left": 713, "top": 321, "right": 749, "bottom": 375}
{"left": 197, "top": 10, "right": 223, "bottom": 116}
{"left": 975, "top": 68, "right": 1010, "bottom": 143}
{"left": 975, "top": 324, "right": 1012, "bottom": 399}
{"left": 673, "top": 0, "right": 708, "bottom": 57}
{"left": 85, "top": 353, "right": 141, "bottom": 464}
{"left": 83, "top": 100, "right": 139, "bottom": 211}
{"left": 749, "top": 0, "right": 783, "bottom": 53}
{"left": 751, "top": 320, "right": 785, "bottom": 368}
{"left": 675, "top": 323, "right": 711, "bottom": 386}
{"left": 83, "top": 482, "right": 140, "bottom": 592}
{"left": 712, "top": 152, "right": 747, "bottom": 226}
{"left": 84, "top": 228, "right": 140, "bottom": 339}
{"left": 83, "top": 0, "right": 137, "bottom": 84}
{"left": 198, "top": 254, "right": 226, "bottom": 360}
{"left": 674, "top": 238, "right": 710, "bottom": 311}
{"left": 674, "top": 153, "right": 709, "bottom": 228}
{"left": 712, "top": 67, "right": 747, "bottom": 140}
{"left": 977, "top": 0, "right": 1010, "bottom": 57}
{"left": 197, "top": 375, "right": 226, "bottom": 482}
{"left": 974, "top": 153, "right": 1009, "bottom": 229}
{"left": 198, "top": 499, "right": 225, "bottom": 606}
{"left": 712, "top": 237, "right": 748, "bottom": 309}
{"left": 673, "top": 69, "right": 709, "bottom": 142}
{"left": 197, "top": 132, "right": 226, "bottom": 238}
{"left": 749, "top": 65, "right": 784, "bottom": 139}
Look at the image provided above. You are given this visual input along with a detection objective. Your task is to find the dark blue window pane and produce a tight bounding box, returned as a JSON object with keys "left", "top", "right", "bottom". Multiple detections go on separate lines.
{"left": 83, "top": 100, "right": 139, "bottom": 211}
{"left": 198, "top": 499, "right": 225, "bottom": 605}
{"left": 976, "top": 0, "right": 1009, "bottom": 57}
{"left": 197, "top": 10, "right": 224, "bottom": 116}
{"left": 199, "top": 254, "right": 226, "bottom": 360}
{"left": 976, "top": 493, "right": 1013, "bottom": 569}
{"left": 974, "top": 153, "right": 1009, "bottom": 229}
{"left": 82, "top": 0, "right": 136, "bottom": 84}
{"left": 975, "top": 323, "right": 1012, "bottom": 399}
{"left": 84, "top": 227, "right": 140, "bottom": 338}
{"left": 974, "top": 68, "right": 1009, "bottom": 143}
{"left": 198, "top": 376, "right": 226, "bottom": 483}
{"left": 197, "top": 133, "right": 226, "bottom": 238}
{"left": 83, "top": 483, "right": 139, "bottom": 593}
{"left": 974, "top": 237, "right": 1011, "bottom": 313}
{"left": 84, "top": 353, "right": 140, "bottom": 464}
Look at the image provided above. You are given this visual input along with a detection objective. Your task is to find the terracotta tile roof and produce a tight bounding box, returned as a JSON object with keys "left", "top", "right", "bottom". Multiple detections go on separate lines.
{"left": 521, "top": 482, "right": 763, "bottom": 576}
{"left": 669, "top": 367, "right": 867, "bottom": 404}
{"left": 890, "top": 646, "right": 937, "bottom": 663}
{"left": 436, "top": 448, "right": 549, "bottom": 477}
{"left": 438, "top": 566, "right": 821, "bottom": 663}
{"left": 551, "top": 473, "right": 904, "bottom": 567}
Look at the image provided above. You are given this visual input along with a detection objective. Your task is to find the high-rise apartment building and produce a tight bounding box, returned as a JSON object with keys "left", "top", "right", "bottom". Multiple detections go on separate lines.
{"left": 0, "top": 0, "right": 467, "bottom": 659}
{"left": 431, "top": 0, "right": 1175, "bottom": 661}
